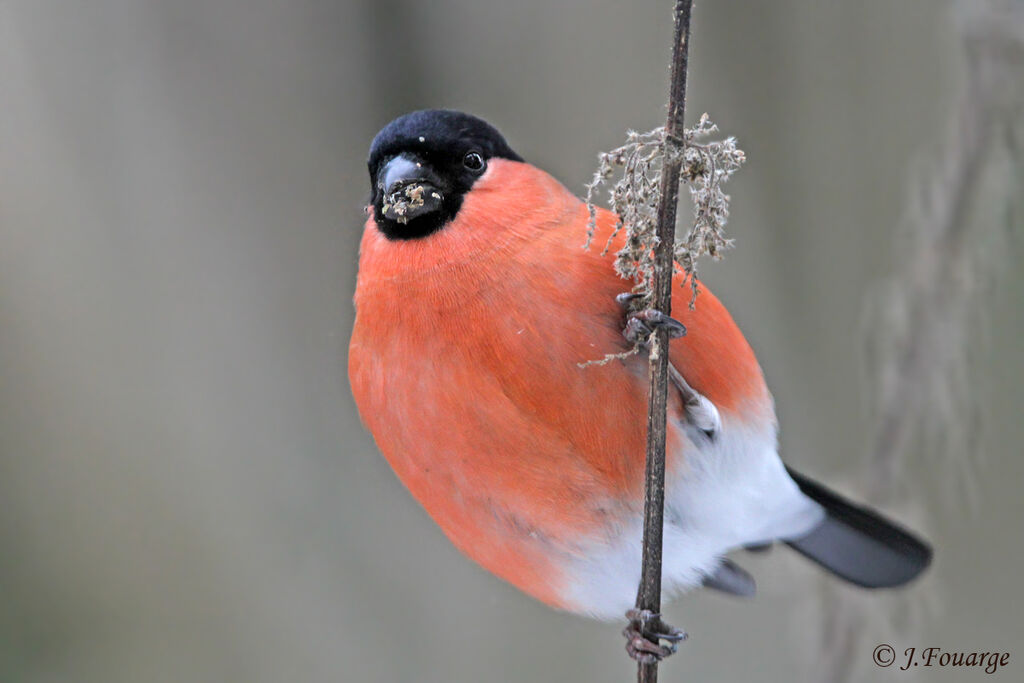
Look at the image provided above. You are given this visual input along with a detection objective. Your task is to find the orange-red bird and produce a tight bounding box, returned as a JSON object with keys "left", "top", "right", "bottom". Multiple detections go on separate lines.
{"left": 349, "top": 110, "right": 930, "bottom": 625}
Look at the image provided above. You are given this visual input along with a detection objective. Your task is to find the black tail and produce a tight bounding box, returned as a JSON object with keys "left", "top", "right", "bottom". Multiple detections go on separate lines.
{"left": 784, "top": 467, "right": 932, "bottom": 588}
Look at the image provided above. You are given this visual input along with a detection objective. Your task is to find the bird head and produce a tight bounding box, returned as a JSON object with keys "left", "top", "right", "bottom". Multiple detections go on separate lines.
{"left": 367, "top": 110, "right": 523, "bottom": 240}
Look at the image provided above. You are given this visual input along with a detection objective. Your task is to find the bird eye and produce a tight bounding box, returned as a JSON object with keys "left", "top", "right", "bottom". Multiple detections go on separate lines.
{"left": 463, "top": 151, "right": 485, "bottom": 172}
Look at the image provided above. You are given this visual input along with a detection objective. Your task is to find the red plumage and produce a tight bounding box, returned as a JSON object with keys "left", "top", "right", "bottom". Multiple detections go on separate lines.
{"left": 349, "top": 159, "right": 772, "bottom": 612}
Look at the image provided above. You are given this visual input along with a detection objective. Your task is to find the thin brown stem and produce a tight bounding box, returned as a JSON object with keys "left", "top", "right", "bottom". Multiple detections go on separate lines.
{"left": 636, "top": 2, "right": 694, "bottom": 682}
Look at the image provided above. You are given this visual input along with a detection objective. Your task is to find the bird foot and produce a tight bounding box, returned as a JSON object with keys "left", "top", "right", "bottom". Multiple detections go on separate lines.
{"left": 616, "top": 293, "right": 686, "bottom": 345}
{"left": 615, "top": 293, "right": 718, "bottom": 439}
{"left": 622, "top": 608, "right": 687, "bottom": 665}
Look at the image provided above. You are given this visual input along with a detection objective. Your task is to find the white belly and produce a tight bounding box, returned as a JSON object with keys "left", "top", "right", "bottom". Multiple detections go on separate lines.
{"left": 558, "top": 414, "right": 823, "bottom": 620}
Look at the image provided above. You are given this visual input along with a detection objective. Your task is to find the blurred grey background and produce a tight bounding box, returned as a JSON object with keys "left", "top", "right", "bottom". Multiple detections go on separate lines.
{"left": 1, "top": 1, "right": 1021, "bottom": 682}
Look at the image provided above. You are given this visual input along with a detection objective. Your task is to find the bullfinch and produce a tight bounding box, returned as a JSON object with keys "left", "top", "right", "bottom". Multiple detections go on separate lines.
{"left": 348, "top": 110, "right": 931, "bottom": 641}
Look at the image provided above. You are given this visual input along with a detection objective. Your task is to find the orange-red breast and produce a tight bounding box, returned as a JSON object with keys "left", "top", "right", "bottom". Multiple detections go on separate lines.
{"left": 348, "top": 110, "right": 930, "bottom": 620}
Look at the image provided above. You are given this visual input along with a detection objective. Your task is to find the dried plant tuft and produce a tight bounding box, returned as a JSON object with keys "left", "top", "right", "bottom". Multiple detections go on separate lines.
{"left": 585, "top": 113, "right": 746, "bottom": 306}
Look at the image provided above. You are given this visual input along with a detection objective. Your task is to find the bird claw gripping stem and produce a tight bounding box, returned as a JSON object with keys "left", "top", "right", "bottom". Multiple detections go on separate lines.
{"left": 616, "top": 293, "right": 687, "bottom": 346}
{"left": 622, "top": 608, "right": 687, "bottom": 664}
{"left": 616, "top": 292, "right": 720, "bottom": 439}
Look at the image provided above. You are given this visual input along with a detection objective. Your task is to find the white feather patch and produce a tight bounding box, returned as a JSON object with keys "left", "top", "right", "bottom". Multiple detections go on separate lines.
{"left": 558, "top": 413, "right": 824, "bottom": 619}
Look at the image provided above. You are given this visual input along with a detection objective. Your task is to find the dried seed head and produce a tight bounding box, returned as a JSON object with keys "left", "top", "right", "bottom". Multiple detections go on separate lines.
{"left": 585, "top": 113, "right": 746, "bottom": 307}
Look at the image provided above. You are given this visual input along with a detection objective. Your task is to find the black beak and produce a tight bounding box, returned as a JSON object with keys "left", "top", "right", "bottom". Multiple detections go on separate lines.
{"left": 378, "top": 155, "right": 445, "bottom": 224}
